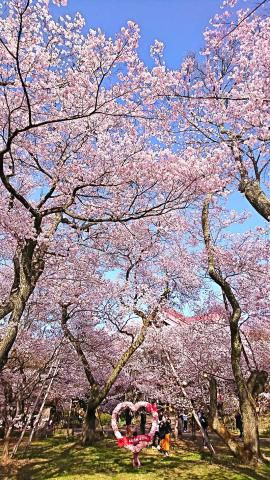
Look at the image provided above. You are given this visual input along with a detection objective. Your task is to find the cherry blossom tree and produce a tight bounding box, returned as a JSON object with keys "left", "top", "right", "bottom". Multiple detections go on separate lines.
{"left": 46, "top": 215, "right": 200, "bottom": 444}
{"left": 1, "top": 0, "right": 269, "bottom": 467}
{"left": 0, "top": 326, "right": 60, "bottom": 459}
{"left": 148, "top": 0, "right": 270, "bottom": 463}
{"left": 0, "top": 0, "right": 204, "bottom": 370}
{"left": 201, "top": 195, "right": 269, "bottom": 464}
{"left": 157, "top": 0, "right": 270, "bottom": 221}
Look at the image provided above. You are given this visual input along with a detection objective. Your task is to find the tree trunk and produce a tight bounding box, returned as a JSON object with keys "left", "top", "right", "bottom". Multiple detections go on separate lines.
{"left": 61, "top": 302, "right": 161, "bottom": 446}
{"left": 241, "top": 398, "right": 260, "bottom": 463}
{"left": 0, "top": 293, "right": 30, "bottom": 371}
{"left": 231, "top": 144, "right": 270, "bottom": 222}
{"left": 0, "top": 239, "right": 44, "bottom": 371}
{"left": 2, "top": 425, "right": 13, "bottom": 462}
{"left": 209, "top": 375, "right": 243, "bottom": 458}
{"left": 230, "top": 325, "right": 264, "bottom": 464}
{"left": 0, "top": 214, "right": 60, "bottom": 372}
{"left": 210, "top": 380, "right": 263, "bottom": 464}
{"left": 239, "top": 178, "right": 270, "bottom": 222}
{"left": 82, "top": 405, "right": 97, "bottom": 445}
{"left": 202, "top": 196, "right": 268, "bottom": 465}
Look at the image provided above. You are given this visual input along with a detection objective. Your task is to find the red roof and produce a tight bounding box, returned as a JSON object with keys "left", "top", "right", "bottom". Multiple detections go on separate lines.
{"left": 162, "top": 307, "right": 225, "bottom": 326}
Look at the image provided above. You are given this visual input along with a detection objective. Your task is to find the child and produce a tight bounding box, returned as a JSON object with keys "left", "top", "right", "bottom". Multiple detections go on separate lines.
{"left": 160, "top": 419, "right": 172, "bottom": 457}
{"left": 132, "top": 430, "right": 141, "bottom": 468}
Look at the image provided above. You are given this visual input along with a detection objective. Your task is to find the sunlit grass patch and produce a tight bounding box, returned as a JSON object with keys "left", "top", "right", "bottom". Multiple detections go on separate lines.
{"left": 1, "top": 436, "right": 269, "bottom": 480}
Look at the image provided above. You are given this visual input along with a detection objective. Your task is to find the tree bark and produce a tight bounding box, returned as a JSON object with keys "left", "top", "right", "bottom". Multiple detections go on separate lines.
{"left": 0, "top": 215, "right": 60, "bottom": 372}
{"left": 209, "top": 375, "right": 242, "bottom": 457}
{"left": 202, "top": 196, "right": 268, "bottom": 465}
{"left": 2, "top": 425, "right": 13, "bottom": 462}
{"left": 239, "top": 179, "right": 270, "bottom": 222}
{"left": 230, "top": 316, "right": 267, "bottom": 463}
{"left": 241, "top": 398, "right": 260, "bottom": 463}
{"left": 0, "top": 239, "right": 43, "bottom": 371}
{"left": 232, "top": 144, "right": 270, "bottom": 222}
{"left": 82, "top": 404, "right": 97, "bottom": 445}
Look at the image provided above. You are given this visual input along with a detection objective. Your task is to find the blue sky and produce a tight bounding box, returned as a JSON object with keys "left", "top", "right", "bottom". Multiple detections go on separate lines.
{"left": 55, "top": 0, "right": 225, "bottom": 67}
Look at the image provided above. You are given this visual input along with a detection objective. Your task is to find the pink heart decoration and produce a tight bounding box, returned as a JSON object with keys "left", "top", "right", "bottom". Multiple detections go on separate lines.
{"left": 111, "top": 401, "right": 158, "bottom": 453}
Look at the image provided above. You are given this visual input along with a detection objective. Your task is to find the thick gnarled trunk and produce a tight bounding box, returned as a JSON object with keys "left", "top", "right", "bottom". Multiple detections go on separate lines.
{"left": 209, "top": 376, "right": 242, "bottom": 458}
{"left": 0, "top": 214, "right": 60, "bottom": 372}
{"left": 82, "top": 405, "right": 97, "bottom": 445}
{"left": 0, "top": 284, "right": 33, "bottom": 371}
{"left": 241, "top": 398, "right": 260, "bottom": 463}
{"left": 232, "top": 144, "right": 270, "bottom": 222}
{"left": 202, "top": 196, "right": 268, "bottom": 465}
{"left": 208, "top": 323, "right": 267, "bottom": 464}
{"left": 239, "top": 178, "right": 270, "bottom": 223}
{"left": 230, "top": 324, "right": 267, "bottom": 463}
{"left": 0, "top": 238, "right": 44, "bottom": 371}
{"left": 209, "top": 375, "right": 263, "bottom": 463}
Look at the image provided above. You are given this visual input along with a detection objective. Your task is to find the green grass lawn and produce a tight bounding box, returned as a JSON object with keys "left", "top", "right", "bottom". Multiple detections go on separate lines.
{"left": 1, "top": 435, "right": 270, "bottom": 480}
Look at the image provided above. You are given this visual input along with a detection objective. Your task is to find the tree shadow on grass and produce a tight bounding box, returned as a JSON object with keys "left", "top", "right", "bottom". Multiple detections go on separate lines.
{"left": 1, "top": 436, "right": 270, "bottom": 480}
{"left": 198, "top": 442, "right": 270, "bottom": 480}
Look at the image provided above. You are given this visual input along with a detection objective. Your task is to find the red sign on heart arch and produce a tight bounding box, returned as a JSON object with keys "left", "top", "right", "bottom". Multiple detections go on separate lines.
{"left": 111, "top": 401, "right": 158, "bottom": 467}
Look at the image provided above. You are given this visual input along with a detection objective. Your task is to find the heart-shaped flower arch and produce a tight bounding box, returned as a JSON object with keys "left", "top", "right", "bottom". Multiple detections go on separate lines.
{"left": 111, "top": 400, "right": 158, "bottom": 464}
